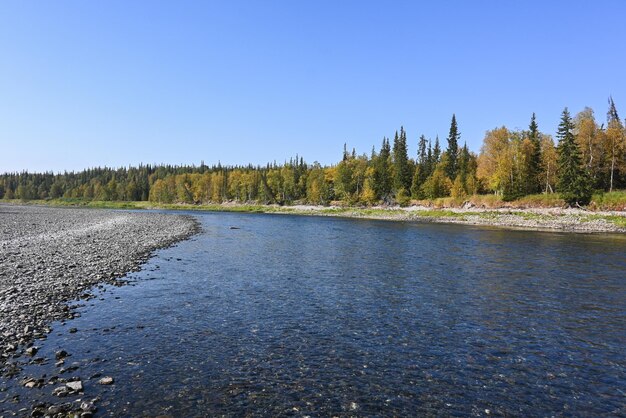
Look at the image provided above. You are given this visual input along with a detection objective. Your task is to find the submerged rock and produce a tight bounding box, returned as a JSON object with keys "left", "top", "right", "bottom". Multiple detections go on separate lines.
{"left": 52, "top": 386, "right": 70, "bottom": 397}
{"left": 66, "top": 380, "right": 83, "bottom": 392}
{"left": 55, "top": 349, "right": 69, "bottom": 360}
{"left": 98, "top": 376, "right": 114, "bottom": 385}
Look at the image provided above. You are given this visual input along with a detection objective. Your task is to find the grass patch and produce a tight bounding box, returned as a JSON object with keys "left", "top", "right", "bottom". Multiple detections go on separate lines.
{"left": 583, "top": 214, "right": 626, "bottom": 228}
{"left": 1, "top": 198, "right": 148, "bottom": 209}
{"left": 412, "top": 210, "right": 467, "bottom": 218}
{"left": 413, "top": 193, "right": 565, "bottom": 209}
{"left": 0, "top": 199, "right": 290, "bottom": 213}
{"left": 590, "top": 191, "right": 626, "bottom": 211}
{"left": 513, "top": 193, "right": 565, "bottom": 208}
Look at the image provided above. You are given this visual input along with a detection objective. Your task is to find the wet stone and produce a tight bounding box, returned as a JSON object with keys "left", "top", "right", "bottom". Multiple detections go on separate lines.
{"left": 55, "top": 350, "right": 69, "bottom": 360}
{"left": 98, "top": 376, "right": 114, "bottom": 385}
{"left": 66, "top": 380, "right": 83, "bottom": 392}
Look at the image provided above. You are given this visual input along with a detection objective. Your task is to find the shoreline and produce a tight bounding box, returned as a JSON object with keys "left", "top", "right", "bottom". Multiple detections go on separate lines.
{"left": 0, "top": 205, "right": 199, "bottom": 415}
{"left": 4, "top": 199, "right": 626, "bottom": 234}
{"left": 285, "top": 205, "right": 626, "bottom": 234}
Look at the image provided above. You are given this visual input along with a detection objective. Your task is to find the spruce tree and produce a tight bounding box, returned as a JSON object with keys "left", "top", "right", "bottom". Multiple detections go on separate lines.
{"left": 446, "top": 114, "right": 460, "bottom": 179}
{"left": 393, "top": 127, "right": 412, "bottom": 194}
{"left": 372, "top": 137, "right": 392, "bottom": 201}
{"left": 557, "top": 108, "right": 592, "bottom": 206}
{"left": 527, "top": 113, "right": 542, "bottom": 194}
{"left": 425, "top": 140, "right": 433, "bottom": 178}
{"left": 433, "top": 136, "right": 441, "bottom": 165}
{"left": 608, "top": 96, "right": 620, "bottom": 121}
{"left": 417, "top": 135, "right": 428, "bottom": 167}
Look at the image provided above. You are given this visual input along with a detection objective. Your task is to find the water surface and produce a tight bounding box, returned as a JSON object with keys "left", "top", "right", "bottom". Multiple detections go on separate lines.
{"left": 3, "top": 212, "right": 626, "bottom": 416}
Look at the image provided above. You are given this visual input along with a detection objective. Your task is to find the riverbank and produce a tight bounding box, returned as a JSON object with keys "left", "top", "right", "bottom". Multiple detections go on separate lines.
{"left": 0, "top": 205, "right": 198, "bottom": 415}
{"left": 6, "top": 199, "right": 626, "bottom": 233}
{"left": 299, "top": 205, "right": 626, "bottom": 233}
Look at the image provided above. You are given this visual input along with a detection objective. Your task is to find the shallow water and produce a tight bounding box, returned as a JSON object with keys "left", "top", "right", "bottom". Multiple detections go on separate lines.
{"left": 2, "top": 212, "right": 626, "bottom": 416}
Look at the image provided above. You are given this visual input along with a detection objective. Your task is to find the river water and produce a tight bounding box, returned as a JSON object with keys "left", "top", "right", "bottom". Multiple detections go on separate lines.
{"left": 3, "top": 212, "right": 626, "bottom": 416}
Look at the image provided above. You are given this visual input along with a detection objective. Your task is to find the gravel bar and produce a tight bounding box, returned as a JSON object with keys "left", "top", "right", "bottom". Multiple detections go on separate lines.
{"left": 0, "top": 205, "right": 199, "bottom": 377}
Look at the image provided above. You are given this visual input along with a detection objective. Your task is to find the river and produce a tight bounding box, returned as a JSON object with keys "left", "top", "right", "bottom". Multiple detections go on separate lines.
{"left": 3, "top": 211, "right": 625, "bottom": 416}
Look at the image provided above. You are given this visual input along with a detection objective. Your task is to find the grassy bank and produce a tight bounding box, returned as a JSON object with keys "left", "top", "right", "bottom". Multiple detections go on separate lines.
{"left": 414, "top": 191, "right": 626, "bottom": 210}
{"left": 0, "top": 198, "right": 291, "bottom": 213}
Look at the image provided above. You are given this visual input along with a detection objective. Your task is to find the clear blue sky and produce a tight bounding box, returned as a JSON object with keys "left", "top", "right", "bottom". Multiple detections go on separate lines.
{"left": 1, "top": 1, "right": 625, "bottom": 173}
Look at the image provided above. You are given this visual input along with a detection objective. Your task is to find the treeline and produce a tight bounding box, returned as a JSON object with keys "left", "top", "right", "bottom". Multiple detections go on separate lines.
{"left": 1, "top": 99, "right": 624, "bottom": 207}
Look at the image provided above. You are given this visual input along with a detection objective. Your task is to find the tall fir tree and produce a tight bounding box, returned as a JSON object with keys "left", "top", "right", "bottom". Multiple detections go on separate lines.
{"left": 393, "top": 127, "right": 412, "bottom": 194}
{"left": 433, "top": 136, "right": 441, "bottom": 165}
{"left": 372, "top": 137, "right": 392, "bottom": 200}
{"left": 557, "top": 108, "right": 592, "bottom": 206}
{"left": 608, "top": 96, "right": 620, "bottom": 121}
{"left": 527, "top": 113, "right": 542, "bottom": 194}
{"left": 417, "top": 135, "right": 428, "bottom": 167}
{"left": 446, "top": 114, "right": 460, "bottom": 179}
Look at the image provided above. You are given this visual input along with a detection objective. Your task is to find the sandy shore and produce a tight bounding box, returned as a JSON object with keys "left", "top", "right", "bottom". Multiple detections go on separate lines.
{"left": 0, "top": 205, "right": 198, "bottom": 397}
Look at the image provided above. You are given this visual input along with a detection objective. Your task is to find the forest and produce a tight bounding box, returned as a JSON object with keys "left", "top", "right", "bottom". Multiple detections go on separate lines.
{"left": 1, "top": 99, "right": 624, "bottom": 208}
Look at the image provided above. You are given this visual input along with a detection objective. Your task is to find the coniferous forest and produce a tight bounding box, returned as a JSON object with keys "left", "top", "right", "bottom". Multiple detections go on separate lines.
{"left": 2, "top": 101, "right": 625, "bottom": 208}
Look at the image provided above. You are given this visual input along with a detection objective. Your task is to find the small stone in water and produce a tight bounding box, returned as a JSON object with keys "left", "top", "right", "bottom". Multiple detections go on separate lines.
{"left": 66, "top": 380, "right": 83, "bottom": 391}
{"left": 55, "top": 350, "right": 69, "bottom": 359}
{"left": 23, "top": 379, "right": 37, "bottom": 388}
{"left": 98, "top": 376, "right": 114, "bottom": 385}
{"left": 53, "top": 386, "right": 69, "bottom": 397}
{"left": 80, "top": 401, "right": 96, "bottom": 411}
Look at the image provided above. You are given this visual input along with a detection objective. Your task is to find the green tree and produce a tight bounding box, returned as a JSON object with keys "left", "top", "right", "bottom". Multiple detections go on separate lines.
{"left": 417, "top": 135, "right": 428, "bottom": 167}
{"left": 410, "top": 165, "right": 425, "bottom": 199}
{"left": 526, "top": 113, "right": 542, "bottom": 194}
{"left": 49, "top": 182, "right": 64, "bottom": 199}
{"left": 423, "top": 140, "right": 433, "bottom": 178}
{"left": 422, "top": 164, "right": 452, "bottom": 199}
{"left": 372, "top": 137, "right": 392, "bottom": 201}
{"left": 557, "top": 108, "right": 592, "bottom": 206}
{"left": 445, "top": 114, "right": 460, "bottom": 179}
{"left": 393, "top": 127, "right": 412, "bottom": 195}
{"left": 432, "top": 136, "right": 441, "bottom": 167}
